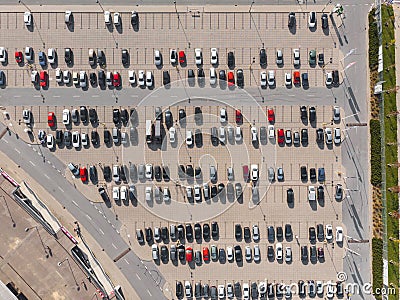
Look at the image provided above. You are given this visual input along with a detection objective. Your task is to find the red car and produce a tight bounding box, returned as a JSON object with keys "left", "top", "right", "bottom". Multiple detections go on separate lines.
{"left": 278, "top": 129, "right": 284, "bottom": 144}
{"left": 227, "top": 71, "right": 234, "bottom": 86}
{"left": 293, "top": 71, "right": 300, "bottom": 85}
{"left": 15, "top": 51, "right": 23, "bottom": 63}
{"left": 235, "top": 109, "right": 242, "bottom": 124}
{"left": 113, "top": 72, "right": 121, "bottom": 87}
{"left": 80, "top": 167, "right": 87, "bottom": 182}
{"left": 267, "top": 108, "right": 275, "bottom": 123}
{"left": 202, "top": 247, "right": 210, "bottom": 262}
{"left": 47, "top": 112, "right": 55, "bottom": 127}
{"left": 185, "top": 247, "right": 193, "bottom": 262}
{"left": 179, "top": 50, "right": 185, "bottom": 64}
{"left": 40, "top": 71, "right": 47, "bottom": 87}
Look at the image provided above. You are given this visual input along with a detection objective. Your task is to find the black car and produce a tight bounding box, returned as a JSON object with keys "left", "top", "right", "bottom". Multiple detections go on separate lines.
{"left": 317, "top": 225, "right": 324, "bottom": 241}
{"left": 259, "top": 48, "right": 267, "bottom": 67}
{"left": 162, "top": 166, "right": 169, "bottom": 181}
{"left": 80, "top": 106, "right": 88, "bottom": 123}
{"left": 89, "top": 165, "right": 97, "bottom": 182}
{"left": 251, "top": 282, "right": 258, "bottom": 299}
{"left": 64, "top": 131, "right": 72, "bottom": 146}
{"left": 211, "top": 185, "right": 217, "bottom": 198}
{"left": 90, "top": 72, "right": 97, "bottom": 85}
{"left": 234, "top": 282, "right": 241, "bottom": 297}
{"left": 316, "top": 128, "right": 324, "bottom": 143}
{"left": 276, "top": 226, "right": 283, "bottom": 240}
{"left": 195, "top": 129, "right": 202, "bottom": 147}
{"left": 163, "top": 70, "right": 170, "bottom": 85}
{"left": 165, "top": 110, "right": 173, "bottom": 127}
{"left": 89, "top": 108, "right": 97, "bottom": 124}
{"left": 186, "top": 165, "right": 194, "bottom": 178}
{"left": 176, "top": 281, "right": 183, "bottom": 299}
{"left": 302, "top": 73, "right": 309, "bottom": 87}
{"left": 236, "top": 69, "right": 244, "bottom": 87}
{"left": 301, "top": 166, "right": 307, "bottom": 181}
{"left": 161, "top": 226, "right": 168, "bottom": 241}
{"left": 234, "top": 245, "right": 242, "bottom": 262}
{"left": 98, "top": 187, "right": 108, "bottom": 201}
{"left": 177, "top": 224, "right": 185, "bottom": 239}
{"left": 154, "top": 165, "right": 162, "bottom": 181}
{"left": 194, "top": 223, "right": 201, "bottom": 240}
{"left": 55, "top": 130, "right": 63, "bottom": 144}
{"left": 121, "top": 49, "right": 129, "bottom": 66}
{"left": 195, "top": 283, "right": 202, "bottom": 298}
{"left": 300, "top": 106, "right": 307, "bottom": 120}
{"left": 185, "top": 224, "right": 193, "bottom": 240}
{"left": 317, "top": 185, "right": 324, "bottom": 201}
{"left": 285, "top": 224, "right": 292, "bottom": 239}
{"left": 219, "top": 70, "right": 226, "bottom": 81}
{"left": 301, "top": 128, "right": 308, "bottom": 144}
{"left": 219, "top": 248, "right": 226, "bottom": 262}
{"left": 121, "top": 109, "right": 128, "bottom": 124}
{"left": 194, "top": 107, "right": 202, "bottom": 122}
{"left": 178, "top": 164, "right": 185, "bottom": 180}
{"left": 104, "top": 130, "right": 111, "bottom": 144}
{"left": 227, "top": 52, "right": 235, "bottom": 69}
{"left": 267, "top": 226, "right": 274, "bottom": 242}
{"left": 318, "top": 53, "right": 325, "bottom": 66}
{"left": 178, "top": 245, "right": 185, "bottom": 260}
{"left": 333, "top": 70, "right": 339, "bottom": 86}
{"left": 267, "top": 283, "right": 274, "bottom": 298}
{"left": 310, "top": 168, "right": 316, "bottom": 181}
{"left": 243, "top": 227, "right": 251, "bottom": 241}
{"left": 195, "top": 167, "right": 201, "bottom": 179}
{"left": 211, "top": 222, "right": 219, "bottom": 239}
{"left": 288, "top": 12, "right": 295, "bottom": 28}
{"left": 188, "top": 69, "right": 195, "bottom": 79}
{"left": 309, "top": 227, "right": 316, "bottom": 242}
{"left": 301, "top": 247, "right": 308, "bottom": 262}
{"left": 160, "top": 245, "right": 168, "bottom": 261}
{"left": 309, "top": 106, "right": 316, "bottom": 122}
{"left": 267, "top": 246, "right": 274, "bottom": 259}
{"left": 178, "top": 109, "right": 186, "bottom": 123}
{"left": 131, "top": 11, "right": 139, "bottom": 26}
{"left": 321, "top": 13, "right": 328, "bottom": 29}
{"left": 64, "top": 47, "right": 73, "bottom": 65}
{"left": 197, "top": 68, "right": 205, "bottom": 79}
{"left": 120, "top": 165, "right": 127, "bottom": 182}
{"left": 145, "top": 227, "right": 153, "bottom": 242}
{"left": 103, "top": 165, "right": 111, "bottom": 181}
{"left": 235, "top": 224, "right": 242, "bottom": 240}
{"left": 203, "top": 224, "right": 210, "bottom": 240}
{"left": 113, "top": 109, "right": 120, "bottom": 125}
{"left": 287, "top": 188, "right": 294, "bottom": 204}
{"left": 98, "top": 70, "right": 105, "bottom": 87}
{"left": 276, "top": 284, "right": 283, "bottom": 298}
{"left": 218, "top": 183, "right": 225, "bottom": 195}
{"left": 310, "top": 245, "right": 317, "bottom": 260}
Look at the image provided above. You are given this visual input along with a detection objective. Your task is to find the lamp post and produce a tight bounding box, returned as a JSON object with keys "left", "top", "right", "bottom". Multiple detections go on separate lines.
{"left": 322, "top": 0, "right": 332, "bottom": 13}
{"left": 58, "top": 258, "right": 80, "bottom": 290}
{"left": 18, "top": 0, "right": 31, "bottom": 12}
{"left": 25, "top": 226, "right": 48, "bottom": 257}
{"left": 249, "top": 1, "right": 255, "bottom": 13}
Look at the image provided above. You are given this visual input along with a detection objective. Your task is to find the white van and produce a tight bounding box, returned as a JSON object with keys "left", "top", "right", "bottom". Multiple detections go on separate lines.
{"left": 113, "top": 165, "right": 120, "bottom": 182}
{"left": 186, "top": 130, "right": 193, "bottom": 146}
{"left": 104, "top": 11, "right": 111, "bottom": 25}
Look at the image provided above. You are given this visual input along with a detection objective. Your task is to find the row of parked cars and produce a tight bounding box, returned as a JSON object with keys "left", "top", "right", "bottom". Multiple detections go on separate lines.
{"left": 176, "top": 279, "right": 344, "bottom": 299}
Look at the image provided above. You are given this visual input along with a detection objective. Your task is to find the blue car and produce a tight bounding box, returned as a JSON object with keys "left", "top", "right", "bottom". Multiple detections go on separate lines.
{"left": 318, "top": 167, "right": 325, "bottom": 182}
{"left": 38, "top": 51, "right": 46, "bottom": 66}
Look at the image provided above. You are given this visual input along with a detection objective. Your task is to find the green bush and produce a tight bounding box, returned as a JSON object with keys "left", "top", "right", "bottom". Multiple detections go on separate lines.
{"left": 372, "top": 238, "right": 383, "bottom": 300}
{"left": 370, "top": 119, "right": 382, "bottom": 186}
{"left": 369, "top": 9, "right": 379, "bottom": 71}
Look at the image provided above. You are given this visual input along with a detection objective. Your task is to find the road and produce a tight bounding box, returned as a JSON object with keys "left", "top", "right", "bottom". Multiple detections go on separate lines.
{"left": 0, "top": 121, "right": 167, "bottom": 299}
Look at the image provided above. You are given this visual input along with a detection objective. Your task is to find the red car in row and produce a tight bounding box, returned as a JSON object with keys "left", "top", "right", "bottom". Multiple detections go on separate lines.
{"left": 47, "top": 112, "right": 55, "bottom": 127}
{"left": 40, "top": 71, "right": 47, "bottom": 87}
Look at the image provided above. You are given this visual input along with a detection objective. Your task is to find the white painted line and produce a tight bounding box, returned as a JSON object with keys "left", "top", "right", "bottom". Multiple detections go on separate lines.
{"left": 47, "top": 160, "right": 51, "bottom": 164}
{"left": 44, "top": 174, "right": 50, "bottom": 179}
{"left": 112, "top": 243, "right": 117, "bottom": 249}
{"left": 73, "top": 95, "right": 80, "bottom": 98}
{"left": 13, "top": 95, "right": 21, "bottom": 98}
{"left": 27, "top": 144, "right": 32, "bottom": 147}
{"left": 136, "top": 273, "right": 141, "bottom": 280}
{"left": 29, "top": 160, "right": 35, "bottom": 166}
{"left": 37, "top": 152, "right": 42, "bottom": 156}
{"left": 124, "top": 259, "right": 130, "bottom": 265}
{"left": 151, "top": 95, "right": 157, "bottom": 97}
{"left": 86, "top": 214, "right": 92, "bottom": 220}
{"left": 130, "top": 95, "right": 138, "bottom": 97}
{"left": 288, "top": 94, "right": 295, "bottom": 97}
{"left": 2, "top": 139, "right": 8, "bottom": 144}
{"left": 53, "top": 95, "right": 60, "bottom": 98}
{"left": 72, "top": 200, "right": 79, "bottom": 207}
{"left": 147, "top": 290, "right": 152, "bottom": 297}
{"left": 92, "top": 95, "right": 99, "bottom": 98}
{"left": 170, "top": 95, "right": 178, "bottom": 98}
{"left": 33, "top": 95, "right": 41, "bottom": 98}
{"left": 98, "top": 228, "right": 104, "bottom": 235}
{"left": 32, "top": 147, "right": 37, "bottom": 152}
{"left": 14, "top": 148, "right": 20, "bottom": 154}
{"left": 58, "top": 187, "right": 64, "bottom": 193}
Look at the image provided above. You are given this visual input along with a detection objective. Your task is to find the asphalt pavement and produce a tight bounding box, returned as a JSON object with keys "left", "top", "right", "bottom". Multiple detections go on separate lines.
{"left": 0, "top": 122, "right": 167, "bottom": 299}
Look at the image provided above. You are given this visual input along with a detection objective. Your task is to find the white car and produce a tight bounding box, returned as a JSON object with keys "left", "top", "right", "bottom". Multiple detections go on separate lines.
{"left": 0, "top": 47, "right": 7, "bottom": 63}
{"left": 79, "top": 71, "right": 87, "bottom": 88}
{"left": 31, "top": 70, "right": 38, "bottom": 84}
{"left": 24, "top": 11, "right": 32, "bottom": 26}
{"left": 226, "top": 246, "right": 234, "bottom": 261}
{"left": 169, "top": 127, "right": 176, "bottom": 144}
{"left": 25, "top": 47, "right": 33, "bottom": 61}
{"left": 260, "top": 71, "right": 267, "bottom": 87}
{"left": 128, "top": 70, "right": 136, "bottom": 84}
{"left": 325, "top": 128, "right": 333, "bottom": 144}
{"left": 285, "top": 130, "right": 292, "bottom": 144}
{"left": 63, "top": 70, "right": 70, "bottom": 84}
{"left": 106, "top": 71, "right": 113, "bottom": 86}
{"left": 309, "top": 11, "right": 316, "bottom": 28}
{"left": 72, "top": 131, "right": 80, "bottom": 148}
{"left": 146, "top": 71, "right": 153, "bottom": 87}
{"left": 73, "top": 72, "right": 79, "bottom": 85}
{"left": 113, "top": 187, "right": 120, "bottom": 201}
{"left": 145, "top": 186, "right": 152, "bottom": 202}
{"left": 194, "top": 185, "right": 201, "bottom": 202}
{"left": 210, "top": 67, "right": 217, "bottom": 85}
{"left": 285, "top": 247, "right": 292, "bottom": 262}
{"left": 163, "top": 187, "right": 170, "bottom": 202}
{"left": 268, "top": 125, "right": 275, "bottom": 139}
{"left": 22, "top": 109, "right": 31, "bottom": 124}
{"left": 326, "top": 72, "right": 333, "bottom": 86}
{"left": 243, "top": 283, "right": 250, "bottom": 300}
{"left": 113, "top": 12, "right": 120, "bottom": 26}
{"left": 185, "top": 281, "right": 192, "bottom": 298}
{"left": 121, "top": 132, "right": 127, "bottom": 144}
{"left": 276, "top": 243, "right": 283, "bottom": 260}
{"left": 268, "top": 70, "right": 275, "bottom": 86}
{"left": 81, "top": 133, "right": 89, "bottom": 147}
{"left": 220, "top": 108, "right": 227, "bottom": 123}
{"left": 186, "top": 130, "right": 193, "bottom": 146}
{"left": 326, "top": 281, "right": 334, "bottom": 298}
{"left": 251, "top": 126, "right": 258, "bottom": 142}
{"left": 120, "top": 186, "right": 127, "bottom": 201}
{"left": 333, "top": 106, "right": 340, "bottom": 121}
{"left": 65, "top": 10, "right": 72, "bottom": 24}
{"left": 325, "top": 224, "right": 333, "bottom": 240}
{"left": 47, "top": 48, "right": 56, "bottom": 64}
{"left": 235, "top": 126, "right": 242, "bottom": 142}
{"left": 245, "top": 246, "right": 252, "bottom": 261}
{"left": 293, "top": 49, "right": 300, "bottom": 66}
{"left": 170, "top": 49, "right": 177, "bottom": 64}
{"left": 308, "top": 186, "right": 316, "bottom": 201}
{"left": 334, "top": 128, "right": 341, "bottom": 144}
{"left": 210, "top": 48, "right": 218, "bottom": 65}
{"left": 46, "top": 134, "right": 54, "bottom": 149}
{"left": 251, "top": 164, "right": 259, "bottom": 181}
{"left": 218, "top": 285, "right": 225, "bottom": 299}
{"left": 62, "top": 109, "right": 70, "bottom": 125}
{"left": 138, "top": 70, "right": 145, "bottom": 86}
{"left": 145, "top": 164, "right": 153, "bottom": 179}
{"left": 104, "top": 11, "right": 111, "bottom": 25}
{"left": 336, "top": 226, "right": 343, "bottom": 243}
{"left": 285, "top": 72, "right": 292, "bottom": 86}
{"left": 195, "top": 48, "right": 202, "bottom": 65}
{"left": 154, "top": 50, "right": 162, "bottom": 66}
{"left": 219, "top": 127, "right": 226, "bottom": 144}
{"left": 276, "top": 49, "right": 283, "bottom": 65}
{"left": 55, "top": 68, "right": 62, "bottom": 83}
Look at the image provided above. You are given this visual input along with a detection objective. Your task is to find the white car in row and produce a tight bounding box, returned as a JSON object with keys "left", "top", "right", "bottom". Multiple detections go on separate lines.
{"left": 137, "top": 70, "right": 153, "bottom": 87}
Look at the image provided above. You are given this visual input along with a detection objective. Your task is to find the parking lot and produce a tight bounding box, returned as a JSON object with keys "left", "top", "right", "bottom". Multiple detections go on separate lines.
{"left": 0, "top": 9, "right": 340, "bottom": 88}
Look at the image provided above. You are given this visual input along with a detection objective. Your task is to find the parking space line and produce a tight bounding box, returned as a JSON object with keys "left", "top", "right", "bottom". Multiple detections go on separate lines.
{"left": 14, "top": 148, "right": 20, "bottom": 154}
{"left": 112, "top": 243, "right": 117, "bottom": 249}
{"left": 58, "top": 186, "right": 64, "bottom": 193}
{"left": 136, "top": 273, "right": 141, "bottom": 280}
{"left": 147, "top": 290, "right": 152, "bottom": 297}
{"left": 29, "top": 160, "right": 35, "bottom": 166}
{"left": 44, "top": 174, "right": 50, "bottom": 179}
